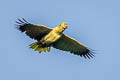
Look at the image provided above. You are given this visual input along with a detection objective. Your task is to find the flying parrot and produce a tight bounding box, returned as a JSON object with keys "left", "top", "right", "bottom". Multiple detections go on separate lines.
{"left": 16, "top": 18, "right": 95, "bottom": 59}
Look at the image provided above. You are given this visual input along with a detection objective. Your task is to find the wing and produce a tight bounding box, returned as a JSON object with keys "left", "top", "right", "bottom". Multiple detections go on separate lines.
{"left": 52, "top": 34, "right": 95, "bottom": 59}
{"left": 16, "top": 18, "right": 52, "bottom": 41}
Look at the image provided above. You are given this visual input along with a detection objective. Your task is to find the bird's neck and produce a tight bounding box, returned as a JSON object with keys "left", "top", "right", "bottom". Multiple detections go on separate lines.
{"left": 52, "top": 26, "right": 64, "bottom": 34}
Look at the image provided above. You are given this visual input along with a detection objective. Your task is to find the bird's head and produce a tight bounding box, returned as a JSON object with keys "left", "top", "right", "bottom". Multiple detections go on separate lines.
{"left": 59, "top": 22, "right": 68, "bottom": 30}
{"left": 53, "top": 22, "right": 68, "bottom": 33}
{"left": 58, "top": 22, "right": 68, "bottom": 32}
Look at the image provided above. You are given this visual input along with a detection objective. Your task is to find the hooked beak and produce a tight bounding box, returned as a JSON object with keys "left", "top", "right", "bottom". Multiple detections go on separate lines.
{"left": 63, "top": 25, "right": 68, "bottom": 29}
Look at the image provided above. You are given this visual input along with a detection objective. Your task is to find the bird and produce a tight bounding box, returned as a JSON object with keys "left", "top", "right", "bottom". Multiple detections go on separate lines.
{"left": 16, "top": 18, "right": 95, "bottom": 59}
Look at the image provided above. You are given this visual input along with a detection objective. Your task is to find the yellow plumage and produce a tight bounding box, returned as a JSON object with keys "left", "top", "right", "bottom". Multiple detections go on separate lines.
{"left": 17, "top": 18, "right": 95, "bottom": 59}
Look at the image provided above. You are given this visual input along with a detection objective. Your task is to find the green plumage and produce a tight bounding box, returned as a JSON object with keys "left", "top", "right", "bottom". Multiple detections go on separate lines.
{"left": 16, "top": 18, "right": 95, "bottom": 59}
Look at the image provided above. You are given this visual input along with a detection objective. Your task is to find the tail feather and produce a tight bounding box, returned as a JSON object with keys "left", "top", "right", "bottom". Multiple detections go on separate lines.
{"left": 29, "top": 42, "right": 50, "bottom": 53}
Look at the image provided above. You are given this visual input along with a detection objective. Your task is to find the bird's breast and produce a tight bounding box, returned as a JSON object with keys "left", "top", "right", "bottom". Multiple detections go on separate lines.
{"left": 41, "top": 31, "right": 62, "bottom": 44}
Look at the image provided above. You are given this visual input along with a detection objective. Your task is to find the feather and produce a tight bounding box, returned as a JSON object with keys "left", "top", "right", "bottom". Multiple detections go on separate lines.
{"left": 53, "top": 34, "right": 95, "bottom": 59}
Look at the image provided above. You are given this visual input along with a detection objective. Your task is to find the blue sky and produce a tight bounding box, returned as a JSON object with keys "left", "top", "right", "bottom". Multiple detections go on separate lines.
{"left": 0, "top": 0, "right": 120, "bottom": 80}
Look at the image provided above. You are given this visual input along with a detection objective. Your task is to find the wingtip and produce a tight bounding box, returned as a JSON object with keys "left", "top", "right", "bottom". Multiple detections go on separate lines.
{"left": 15, "top": 18, "right": 30, "bottom": 32}
{"left": 81, "top": 49, "right": 96, "bottom": 59}
{"left": 15, "top": 18, "right": 30, "bottom": 25}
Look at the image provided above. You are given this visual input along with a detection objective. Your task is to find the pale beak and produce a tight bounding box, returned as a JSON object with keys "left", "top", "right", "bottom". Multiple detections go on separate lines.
{"left": 63, "top": 25, "right": 68, "bottom": 29}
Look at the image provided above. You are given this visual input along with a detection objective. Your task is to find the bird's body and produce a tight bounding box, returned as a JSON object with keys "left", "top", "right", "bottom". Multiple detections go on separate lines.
{"left": 16, "top": 18, "right": 95, "bottom": 59}
{"left": 40, "top": 28, "right": 62, "bottom": 45}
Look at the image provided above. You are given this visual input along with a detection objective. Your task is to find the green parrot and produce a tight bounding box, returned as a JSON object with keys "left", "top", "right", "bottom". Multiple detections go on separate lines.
{"left": 16, "top": 18, "right": 95, "bottom": 59}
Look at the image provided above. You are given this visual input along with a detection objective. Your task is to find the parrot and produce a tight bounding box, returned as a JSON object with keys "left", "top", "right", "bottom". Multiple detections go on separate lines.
{"left": 16, "top": 18, "right": 95, "bottom": 59}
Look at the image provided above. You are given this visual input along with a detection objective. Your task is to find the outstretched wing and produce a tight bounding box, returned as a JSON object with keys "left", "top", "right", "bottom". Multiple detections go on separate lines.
{"left": 16, "top": 18, "right": 52, "bottom": 41}
{"left": 52, "top": 34, "right": 95, "bottom": 59}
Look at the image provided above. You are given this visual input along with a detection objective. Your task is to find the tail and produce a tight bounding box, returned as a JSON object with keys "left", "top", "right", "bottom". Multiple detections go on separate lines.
{"left": 29, "top": 42, "right": 50, "bottom": 53}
